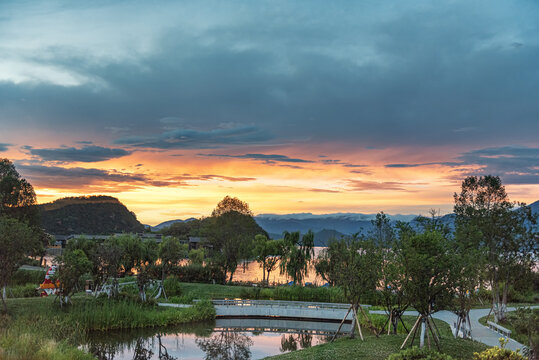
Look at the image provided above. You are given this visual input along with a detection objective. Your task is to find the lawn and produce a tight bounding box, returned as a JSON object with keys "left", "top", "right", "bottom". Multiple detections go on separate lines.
{"left": 265, "top": 316, "right": 488, "bottom": 360}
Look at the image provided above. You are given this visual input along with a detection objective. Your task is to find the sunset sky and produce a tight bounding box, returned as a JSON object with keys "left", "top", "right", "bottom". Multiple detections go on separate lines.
{"left": 1, "top": 1, "right": 538, "bottom": 225}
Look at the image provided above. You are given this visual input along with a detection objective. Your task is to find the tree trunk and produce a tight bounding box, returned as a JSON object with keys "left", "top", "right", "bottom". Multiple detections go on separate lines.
{"left": 419, "top": 317, "right": 426, "bottom": 348}
{"left": 262, "top": 263, "right": 266, "bottom": 284}
{"left": 228, "top": 270, "right": 235, "bottom": 284}
{"left": 1, "top": 287, "right": 7, "bottom": 313}
{"left": 349, "top": 304, "right": 358, "bottom": 339}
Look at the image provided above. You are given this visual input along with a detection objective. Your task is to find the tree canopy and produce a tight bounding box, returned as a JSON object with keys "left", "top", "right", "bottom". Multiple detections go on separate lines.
{"left": 211, "top": 196, "right": 253, "bottom": 217}
{"left": 0, "top": 159, "right": 39, "bottom": 226}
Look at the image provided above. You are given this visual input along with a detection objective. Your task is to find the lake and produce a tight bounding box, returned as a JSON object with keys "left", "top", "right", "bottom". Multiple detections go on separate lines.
{"left": 85, "top": 317, "right": 351, "bottom": 359}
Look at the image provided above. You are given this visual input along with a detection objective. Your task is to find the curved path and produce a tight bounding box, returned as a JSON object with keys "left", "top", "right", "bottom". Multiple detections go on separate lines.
{"left": 370, "top": 307, "right": 537, "bottom": 352}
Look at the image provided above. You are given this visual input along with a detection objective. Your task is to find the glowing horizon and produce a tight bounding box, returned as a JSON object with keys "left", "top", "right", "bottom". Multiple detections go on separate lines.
{"left": 1, "top": 1, "right": 538, "bottom": 225}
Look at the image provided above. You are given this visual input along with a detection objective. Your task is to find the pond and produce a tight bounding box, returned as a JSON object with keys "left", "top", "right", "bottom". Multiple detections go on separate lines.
{"left": 84, "top": 318, "right": 351, "bottom": 360}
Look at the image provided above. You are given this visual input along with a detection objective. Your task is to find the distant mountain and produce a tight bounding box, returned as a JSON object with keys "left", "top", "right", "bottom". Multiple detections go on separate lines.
{"left": 151, "top": 218, "right": 196, "bottom": 231}
{"left": 254, "top": 212, "right": 418, "bottom": 238}
{"left": 154, "top": 202, "right": 538, "bottom": 246}
{"left": 39, "top": 196, "right": 145, "bottom": 235}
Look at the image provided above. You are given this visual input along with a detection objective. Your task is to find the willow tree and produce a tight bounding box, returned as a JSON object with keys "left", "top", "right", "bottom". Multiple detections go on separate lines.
{"left": 280, "top": 231, "right": 315, "bottom": 286}
{"left": 253, "top": 234, "right": 283, "bottom": 285}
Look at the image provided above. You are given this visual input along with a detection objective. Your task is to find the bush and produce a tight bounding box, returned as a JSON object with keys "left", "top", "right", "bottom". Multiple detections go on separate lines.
{"left": 387, "top": 346, "right": 455, "bottom": 360}
{"left": 164, "top": 278, "right": 182, "bottom": 297}
{"left": 9, "top": 269, "right": 46, "bottom": 286}
{"left": 8, "top": 284, "right": 39, "bottom": 298}
{"left": 472, "top": 347, "right": 526, "bottom": 360}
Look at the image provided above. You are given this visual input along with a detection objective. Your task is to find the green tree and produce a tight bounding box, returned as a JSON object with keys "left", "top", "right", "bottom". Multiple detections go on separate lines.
{"left": 189, "top": 248, "right": 205, "bottom": 265}
{"left": 454, "top": 175, "right": 537, "bottom": 321}
{"left": 452, "top": 222, "right": 484, "bottom": 338}
{"left": 400, "top": 230, "right": 456, "bottom": 349}
{"left": 280, "top": 231, "right": 315, "bottom": 286}
{"left": 112, "top": 234, "right": 145, "bottom": 275}
{"left": 316, "top": 236, "right": 382, "bottom": 339}
{"left": 211, "top": 195, "right": 253, "bottom": 217}
{"left": 253, "top": 235, "right": 283, "bottom": 285}
{"left": 158, "top": 237, "right": 187, "bottom": 281}
{"left": 0, "top": 216, "right": 39, "bottom": 313}
{"left": 54, "top": 249, "right": 92, "bottom": 306}
{"left": 0, "top": 159, "right": 39, "bottom": 226}
{"left": 135, "top": 239, "right": 158, "bottom": 302}
{"left": 206, "top": 210, "right": 265, "bottom": 283}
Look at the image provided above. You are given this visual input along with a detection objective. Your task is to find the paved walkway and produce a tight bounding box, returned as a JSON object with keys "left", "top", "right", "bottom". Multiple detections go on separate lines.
{"left": 370, "top": 307, "right": 537, "bottom": 352}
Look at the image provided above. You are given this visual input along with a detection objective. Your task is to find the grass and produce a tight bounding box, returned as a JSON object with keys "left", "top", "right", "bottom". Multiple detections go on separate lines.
{"left": 0, "top": 295, "right": 215, "bottom": 359}
{"left": 162, "top": 281, "right": 347, "bottom": 303}
{"left": 265, "top": 316, "right": 488, "bottom": 360}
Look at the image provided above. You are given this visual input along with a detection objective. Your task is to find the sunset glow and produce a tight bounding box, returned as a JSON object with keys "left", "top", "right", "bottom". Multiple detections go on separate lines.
{"left": 1, "top": 1, "right": 537, "bottom": 225}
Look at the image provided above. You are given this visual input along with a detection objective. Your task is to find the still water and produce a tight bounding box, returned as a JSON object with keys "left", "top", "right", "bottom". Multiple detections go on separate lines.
{"left": 85, "top": 318, "right": 350, "bottom": 360}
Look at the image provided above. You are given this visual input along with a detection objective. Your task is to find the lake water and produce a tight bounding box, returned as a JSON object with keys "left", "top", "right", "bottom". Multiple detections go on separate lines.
{"left": 230, "top": 247, "right": 326, "bottom": 285}
{"left": 85, "top": 318, "right": 350, "bottom": 360}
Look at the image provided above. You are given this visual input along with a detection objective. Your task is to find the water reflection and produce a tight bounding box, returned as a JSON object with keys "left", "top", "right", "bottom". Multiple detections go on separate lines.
{"left": 197, "top": 332, "right": 253, "bottom": 360}
{"left": 85, "top": 318, "right": 346, "bottom": 360}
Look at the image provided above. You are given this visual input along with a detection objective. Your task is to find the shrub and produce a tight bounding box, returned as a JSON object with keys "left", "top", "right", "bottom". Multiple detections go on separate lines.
{"left": 8, "top": 284, "right": 38, "bottom": 298}
{"left": 472, "top": 347, "right": 526, "bottom": 360}
{"left": 472, "top": 339, "right": 526, "bottom": 360}
{"left": 387, "top": 346, "right": 455, "bottom": 360}
{"left": 164, "top": 278, "right": 182, "bottom": 297}
{"left": 9, "top": 269, "right": 46, "bottom": 286}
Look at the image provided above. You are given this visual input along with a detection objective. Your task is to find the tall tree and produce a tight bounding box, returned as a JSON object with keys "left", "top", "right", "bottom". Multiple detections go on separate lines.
{"left": 158, "top": 237, "right": 188, "bottom": 281}
{"left": 454, "top": 175, "right": 537, "bottom": 321}
{"left": 54, "top": 249, "right": 92, "bottom": 306}
{"left": 0, "top": 159, "right": 38, "bottom": 226}
{"left": 316, "top": 236, "right": 382, "bottom": 339}
{"left": 211, "top": 196, "right": 253, "bottom": 217}
{"left": 206, "top": 211, "right": 263, "bottom": 283}
{"left": 280, "top": 231, "right": 315, "bottom": 286}
{"left": 400, "top": 230, "right": 455, "bottom": 350}
{"left": 0, "top": 216, "right": 39, "bottom": 313}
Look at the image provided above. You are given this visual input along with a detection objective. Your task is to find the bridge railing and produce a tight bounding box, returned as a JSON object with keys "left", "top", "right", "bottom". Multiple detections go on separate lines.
{"left": 211, "top": 299, "right": 370, "bottom": 310}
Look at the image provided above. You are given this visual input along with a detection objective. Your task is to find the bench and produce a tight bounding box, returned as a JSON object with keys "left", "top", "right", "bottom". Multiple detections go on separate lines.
{"left": 487, "top": 321, "right": 512, "bottom": 338}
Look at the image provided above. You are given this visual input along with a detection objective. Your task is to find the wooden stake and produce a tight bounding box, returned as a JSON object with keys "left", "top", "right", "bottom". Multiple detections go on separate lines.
{"left": 353, "top": 306, "right": 364, "bottom": 341}
{"left": 388, "top": 310, "right": 392, "bottom": 335}
{"left": 400, "top": 315, "right": 421, "bottom": 350}
{"left": 331, "top": 306, "right": 352, "bottom": 342}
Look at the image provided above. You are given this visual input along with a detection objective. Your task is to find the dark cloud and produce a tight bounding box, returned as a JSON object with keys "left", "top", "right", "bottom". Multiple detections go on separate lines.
{"left": 385, "top": 146, "right": 539, "bottom": 184}
{"left": 201, "top": 153, "right": 314, "bottom": 163}
{"left": 458, "top": 146, "right": 539, "bottom": 184}
{"left": 0, "top": 143, "right": 11, "bottom": 152}
{"left": 26, "top": 145, "right": 131, "bottom": 163}
{"left": 347, "top": 180, "right": 420, "bottom": 192}
{"left": 75, "top": 140, "right": 93, "bottom": 144}
{"left": 15, "top": 163, "right": 256, "bottom": 191}
{"left": 1, "top": 1, "right": 538, "bottom": 152}
{"left": 16, "top": 163, "right": 169, "bottom": 190}
{"left": 114, "top": 126, "right": 272, "bottom": 149}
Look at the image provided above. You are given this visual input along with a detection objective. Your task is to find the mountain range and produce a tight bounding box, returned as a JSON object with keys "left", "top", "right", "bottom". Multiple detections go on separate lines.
{"left": 152, "top": 200, "right": 538, "bottom": 245}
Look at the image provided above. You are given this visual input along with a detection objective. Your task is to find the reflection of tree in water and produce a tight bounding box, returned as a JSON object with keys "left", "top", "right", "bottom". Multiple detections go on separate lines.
{"left": 279, "top": 332, "right": 313, "bottom": 353}
{"left": 132, "top": 337, "right": 154, "bottom": 360}
{"left": 156, "top": 333, "right": 178, "bottom": 360}
{"left": 196, "top": 331, "right": 253, "bottom": 360}
{"left": 88, "top": 341, "right": 121, "bottom": 360}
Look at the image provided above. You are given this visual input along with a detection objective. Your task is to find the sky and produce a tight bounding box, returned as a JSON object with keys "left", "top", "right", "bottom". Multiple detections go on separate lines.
{"left": 1, "top": 0, "right": 538, "bottom": 225}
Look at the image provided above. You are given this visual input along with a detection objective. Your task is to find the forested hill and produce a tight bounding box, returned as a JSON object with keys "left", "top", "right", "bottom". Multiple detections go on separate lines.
{"left": 39, "top": 196, "right": 145, "bottom": 235}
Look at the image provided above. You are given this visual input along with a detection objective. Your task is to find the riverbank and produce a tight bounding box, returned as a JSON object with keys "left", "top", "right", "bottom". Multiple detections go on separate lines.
{"left": 265, "top": 316, "right": 488, "bottom": 360}
{"left": 0, "top": 296, "right": 215, "bottom": 359}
